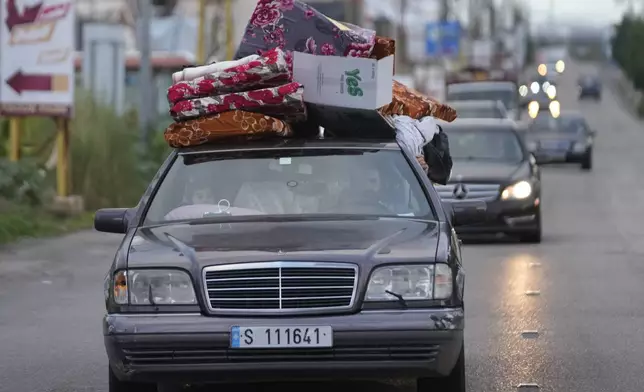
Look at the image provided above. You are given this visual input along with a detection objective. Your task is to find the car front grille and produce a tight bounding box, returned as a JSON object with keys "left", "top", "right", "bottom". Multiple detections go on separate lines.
{"left": 538, "top": 140, "right": 572, "bottom": 151}
{"left": 435, "top": 183, "right": 501, "bottom": 202}
{"left": 122, "top": 344, "right": 440, "bottom": 366}
{"left": 203, "top": 261, "right": 358, "bottom": 314}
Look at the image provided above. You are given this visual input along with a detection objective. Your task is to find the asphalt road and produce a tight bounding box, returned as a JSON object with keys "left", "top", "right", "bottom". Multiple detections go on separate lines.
{"left": 1, "top": 60, "right": 644, "bottom": 392}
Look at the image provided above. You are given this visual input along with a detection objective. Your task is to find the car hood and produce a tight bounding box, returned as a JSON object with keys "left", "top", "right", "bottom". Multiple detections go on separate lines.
{"left": 525, "top": 132, "right": 581, "bottom": 143}
{"left": 127, "top": 218, "right": 441, "bottom": 270}
{"left": 450, "top": 161, "right": 522, "bottom": 183}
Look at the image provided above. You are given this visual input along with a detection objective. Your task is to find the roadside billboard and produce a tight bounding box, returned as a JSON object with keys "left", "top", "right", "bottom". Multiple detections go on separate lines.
{"left": 0, "top": 0, "right": 75, "bottom": 117}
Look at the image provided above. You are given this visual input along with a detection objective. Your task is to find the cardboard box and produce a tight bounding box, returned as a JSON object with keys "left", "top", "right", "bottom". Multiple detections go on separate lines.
{"left": 293, "top": 52, "right": 394, "bottom": 110}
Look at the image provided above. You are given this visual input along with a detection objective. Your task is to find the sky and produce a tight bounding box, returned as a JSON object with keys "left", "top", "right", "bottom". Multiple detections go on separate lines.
{"left": 525, "top": 0, "right": 631, "bottom": 27}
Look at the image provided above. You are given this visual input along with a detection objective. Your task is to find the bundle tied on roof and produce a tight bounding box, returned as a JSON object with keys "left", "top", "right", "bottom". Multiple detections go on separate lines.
{"left": 380, "top": 80, "right": 458, "bottom": 122}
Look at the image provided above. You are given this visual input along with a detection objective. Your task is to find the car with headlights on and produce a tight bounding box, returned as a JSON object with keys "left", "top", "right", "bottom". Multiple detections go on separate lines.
{"left": 96, "top": 138, "right": 487, "bottom": 392}
{"left": 446, "top": 81, "right": 520, "bottom": 121}
{"left": 446, "top": 100, "right": 508, "bottom": 119}
{"left": 524, "top": 110, "right": 596, "bottom": 170}
{"left": 435, "top": 119, "right": 542, "bottom": 243}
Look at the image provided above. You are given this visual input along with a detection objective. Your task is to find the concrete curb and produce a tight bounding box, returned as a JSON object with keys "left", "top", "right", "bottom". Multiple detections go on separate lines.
{"left": 603, "top": 64, "right": 642, "bottom": 117}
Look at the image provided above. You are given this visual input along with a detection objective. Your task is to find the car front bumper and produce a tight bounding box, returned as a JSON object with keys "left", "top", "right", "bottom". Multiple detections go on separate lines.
{"left": 105, "top": 308, "right": 464, "bottom": 384}
{"left": 579, "top": 88, "right": 601, "bottom": 97}
{"left": 532, "top": 149, "right": 588, "bottom": 164}
{"left": 454, "top": 198, "right": 540, "bottom": 235}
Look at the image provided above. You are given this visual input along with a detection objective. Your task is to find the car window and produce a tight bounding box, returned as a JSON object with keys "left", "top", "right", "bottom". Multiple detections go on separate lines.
{"left": 445, "top": 129, "right": 524, "bottom": 163}
{"left": 558, "top": 117, "right": 587, "bottom": 134}
{"left": 143, "top": 148, "right": 434, "bottom": 223}
{"left": 453, "top": 107, "right": 502, "bottom": 119}
{"left": 530, "top": 115, "right": 585, "bottom": 134}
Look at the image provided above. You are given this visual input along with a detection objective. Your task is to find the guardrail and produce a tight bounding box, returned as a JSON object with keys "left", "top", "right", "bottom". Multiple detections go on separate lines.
{"left": 604, "top": 62, "right": 644, "bottom": 118}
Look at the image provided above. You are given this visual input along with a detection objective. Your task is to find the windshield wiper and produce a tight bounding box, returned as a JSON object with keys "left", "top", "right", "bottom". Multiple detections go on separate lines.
{"left": 385, "top": 290, "right": 408, "bottom": 308}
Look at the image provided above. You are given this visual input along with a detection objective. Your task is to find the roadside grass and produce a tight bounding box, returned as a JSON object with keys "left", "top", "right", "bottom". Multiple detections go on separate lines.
{"left": 0, "top": 90, "right": 171, "bottom": 245}
{"left": 0, "top": 200, "right": 95, "bottom": 245}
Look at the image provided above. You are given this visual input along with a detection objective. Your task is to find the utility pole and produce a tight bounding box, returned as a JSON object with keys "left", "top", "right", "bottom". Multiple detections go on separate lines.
{"left": 197, "top": 0, "right": 207, "bottom": 64}
{"left": 138, "top": 0, "right": 153, "bottom": 147}
{"left": 397, "top": 0, "right": 409, "bottom": 74}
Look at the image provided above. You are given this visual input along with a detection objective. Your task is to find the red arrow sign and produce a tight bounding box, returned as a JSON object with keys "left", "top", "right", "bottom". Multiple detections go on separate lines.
{"left": 5, "top": 69, "right": 67, "bottom": 94}
{"left": 5, "top": 0, "right": 43, "bottom": 31}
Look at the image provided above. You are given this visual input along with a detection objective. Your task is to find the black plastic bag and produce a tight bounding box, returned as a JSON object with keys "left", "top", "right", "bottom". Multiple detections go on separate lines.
{"left": 422, "top": 126, "right": 453, "bottom": 185}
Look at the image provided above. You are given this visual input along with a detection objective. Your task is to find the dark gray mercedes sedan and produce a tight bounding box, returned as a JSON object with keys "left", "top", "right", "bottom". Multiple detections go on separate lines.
{"left": 96, "top": 138, "right": 485, "bottom": 392}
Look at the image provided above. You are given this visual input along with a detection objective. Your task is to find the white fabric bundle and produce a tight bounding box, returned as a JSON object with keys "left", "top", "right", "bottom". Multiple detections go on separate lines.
{"left": 393, "top": 115, "right": 440, "bottom": 156}
{"left": 172, "top": 55, "right": 261, "bottom": 83}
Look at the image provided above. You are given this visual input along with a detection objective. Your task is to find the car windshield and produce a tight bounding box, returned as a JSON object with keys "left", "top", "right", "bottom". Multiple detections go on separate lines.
{"left": 447, "top": 89, "right": 516, "bottom": 110}
{"left": 144, "top": 148, "right": 433, "bottom": 224}
{"left": 452, "top": 107, "right": 503, "bottom": 119}
{"left": 530, "top": 115, "right": 585, "bottom": 134}
{"left": 446, "top": 129, "right": 524, "bottom": 163}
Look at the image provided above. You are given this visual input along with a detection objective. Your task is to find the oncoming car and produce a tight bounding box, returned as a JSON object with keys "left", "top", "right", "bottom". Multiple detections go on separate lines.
{"left": 446, "top": 81, "right": 519, "bottom": 121}
{"left": 434, "top": 119, "right": 542, "bottom": 243}
{"left": 447, "top": 100, "right": 508, "bottom": 119}
{"left": 524, "top": 111, "right": 596, "bottom": 170}
{"left": 97, "top": 139, "right": 487, "bottom": 392}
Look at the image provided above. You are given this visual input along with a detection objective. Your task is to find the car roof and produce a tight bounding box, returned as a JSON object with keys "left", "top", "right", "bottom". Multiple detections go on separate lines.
{"left": 447, "top": 100, "right": 499, "bottom": 108}
{"left": 176, "top": 138, "right": 402, "bottom": 154}
{"left": 439, "top": 118, "right": 518, "bottom": 130}
{"left": 447, "top": 81, "right": 516, "bottom": 91}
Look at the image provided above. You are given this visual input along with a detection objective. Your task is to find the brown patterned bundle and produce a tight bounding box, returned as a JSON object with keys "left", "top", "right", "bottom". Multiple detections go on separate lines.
{"left": 370, "top": 36, "right": 396, "bottom": 73}
{"left": 370, "top": 36, "right": 395, "bottom": 59}
{"left": 164, "top": 110, "right": 292, "bottom": 148}
{"left": 379, "top": 80, "right": 457, "bottom": 122}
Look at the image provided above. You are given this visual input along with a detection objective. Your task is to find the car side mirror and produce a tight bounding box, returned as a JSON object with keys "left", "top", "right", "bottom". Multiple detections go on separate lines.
{"left": 589, "top": 129, "right": 596, "bottom": 137}
{"left": 94, "top": 208, "right": 131, "bottom": 234}
{"left": 443, "top": 200, "right": 487, "bottom": 226}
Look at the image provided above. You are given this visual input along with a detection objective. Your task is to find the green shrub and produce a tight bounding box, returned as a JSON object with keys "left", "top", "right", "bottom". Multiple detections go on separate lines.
{"left": 613, "top": 16, "right": 644, "bottom": 91}
{"left": 0, "top": 159, "right": 48, "bottom": 206}
{"left": 0, "top": 197, "right": 94, "bottom": 244}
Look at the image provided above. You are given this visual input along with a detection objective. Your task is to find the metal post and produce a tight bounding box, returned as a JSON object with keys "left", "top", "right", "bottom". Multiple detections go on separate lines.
{"left": 197, "top": 0, "right": 207, "bottom": 64}
{"left": 8, "top": 118, "right": 22, "bottom": 162}
{"left": 225, "top": 0, "right": 234, "bottom": 60}
{"left": 138, "top": 0, "right": 153, "bottom": 146}
{"left": 56, "top": 118, "right": 70, "bottom": 197}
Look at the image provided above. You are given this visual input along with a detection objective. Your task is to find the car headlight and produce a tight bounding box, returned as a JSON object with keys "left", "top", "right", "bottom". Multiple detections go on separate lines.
{"left": 546, "top": 85, "right": 557, "bottom": 99}
{"left": 573, "top": 142, "right": 587, "bottom": 152}
{"left": 113, "top": 269, "right": 197, "bottom": 305}
{"left": 555, "top": 60, "right": 565, "bottom": 73}
{"left": 365, "top": 264, "right": 453, "bottom": 301}
{"left": 501, "top": 180, "right": 532, "bottom": 200}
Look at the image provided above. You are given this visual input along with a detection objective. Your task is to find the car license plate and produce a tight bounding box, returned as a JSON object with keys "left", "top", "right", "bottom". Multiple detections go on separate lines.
{"left": 474, "top": 72, "right": 487, "bottom": 80}
{"left": 230, "top": 326, "right": 333, "bottom": 348}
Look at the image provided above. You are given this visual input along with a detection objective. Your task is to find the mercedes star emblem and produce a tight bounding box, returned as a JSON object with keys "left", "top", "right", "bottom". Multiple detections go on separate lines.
{"left": 453, "top": 183, "right": 468, "bottom": 199}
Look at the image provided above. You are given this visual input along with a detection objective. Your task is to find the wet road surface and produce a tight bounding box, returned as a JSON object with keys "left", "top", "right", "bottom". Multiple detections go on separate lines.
{"left": 1, "top": 61, "right": 644, "bottom": 392}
